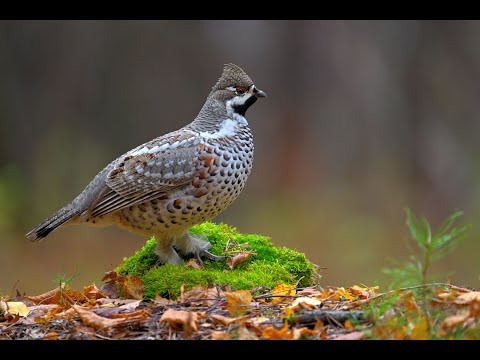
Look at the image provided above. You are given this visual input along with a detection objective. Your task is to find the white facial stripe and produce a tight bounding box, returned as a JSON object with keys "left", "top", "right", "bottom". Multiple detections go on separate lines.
{"left": 200, "top": 119, "right": 239, "bottom": 139}
{"left": 226, "top": 86, "right": 236, "bottom": 92}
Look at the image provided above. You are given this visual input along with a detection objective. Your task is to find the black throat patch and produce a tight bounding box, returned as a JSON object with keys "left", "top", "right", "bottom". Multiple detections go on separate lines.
{"left": 232, "top": 96, "right": 257, "bottom": 116}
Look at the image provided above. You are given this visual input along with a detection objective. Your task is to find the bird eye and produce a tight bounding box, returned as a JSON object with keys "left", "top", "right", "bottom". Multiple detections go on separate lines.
{"left": 235, "top": 85, "right": 247, "bottom": 95}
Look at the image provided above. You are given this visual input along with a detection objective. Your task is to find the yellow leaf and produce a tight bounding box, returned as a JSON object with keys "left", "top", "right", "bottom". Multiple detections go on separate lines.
{"left": 6, "top": 302, "right": 30, "bottom": 317}
{"left": 335, "top": 287, "right": 356, "bottom": 301}
{"left": 224, "top": 290, "right": 252, "bottom": 317}
{"left": 270, "top": 284, "right": 296, "bottom": 304}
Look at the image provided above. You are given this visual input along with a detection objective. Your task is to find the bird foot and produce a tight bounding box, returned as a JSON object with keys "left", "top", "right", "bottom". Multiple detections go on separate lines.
{"left": 194, "top": 249, "right": 227, "bottom": 265}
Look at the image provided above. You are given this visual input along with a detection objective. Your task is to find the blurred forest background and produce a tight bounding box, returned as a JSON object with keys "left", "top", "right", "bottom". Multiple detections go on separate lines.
{"left": 1, "top": 20, "right": 479, "bottom": 295}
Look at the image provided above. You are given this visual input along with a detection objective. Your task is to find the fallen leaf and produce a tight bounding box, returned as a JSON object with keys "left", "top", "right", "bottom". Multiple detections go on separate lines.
{"left": 24, "top": 287, "right": 61, "bottom": 305}
{"left": 291, "top": 297, "right": 322, "bottom": 309}
{"left": 101, "top": 271, "right": 118, "bottom": 282}
{"left": 118, "top": 299, "right": 142, "bottom": 312}
{"left": 226, "top": 252, "right": 256, "bottom": 269}
{"left": 210, "top": 314, "right": 243, "bottom": 326}
{"left": 292, "top": 327, "right": 317, "bottom": 340}
{"left": 224, "top": 290, "right": 252, "bottom": 317}
{"left": 335, "top": 287, "right": 356, "bottom": 301}
{"left": 455, "top": 292, "right": 480, "bottom": 305}
{"left": 154, "top": 294, "right": 172, "bottom": 305}
{"left": 180, "top": 285, "right": 223, "bottom": 307}
{"left": 262, "top": 321, "right": 292, "bottom": 340}
{"left": 409, "top": 317, "right": 429, "bottom": 340}
{"left": 73, "top": 305, "right": 123, "bottom": 330}
{"left": 5, "top": 302, "right": 29, "bottom": 317}
{"left": 238, "top": 325, "right": 259, "bottom": 340}
{"left": 185, "top": 258, "right": 204, "bottom": 270}
{"left": 296, "top": 288, "right": 322, "bottom": 297}
{"left": 344, "top": 320, "right": 354, "bottom": 329}
{"left": 333, "top": 331, "right": 365, "bottom": 340}
{"left": 99, "top": 281, "right": 118, "bottom": 299}
{"left": 109, "top": 309, "right": 150, "bottom": 320}
{"left": 211, "top": 331, "right": 228, "bottom": 340}
{"left": 84, "top": 284, "right": 108, "bottom": 300}
{"left": 442, "top": 313, "right": 470, "bottom": 329}
{"left": 159, "top": 309, "right": 200, "bottom": 338}
{"left": 270, "top": 284, "right": 296, "bottom": 304}
{"left": 118, "top": 275, "right": 144, "bottom": 300}
{"left": 42, "top": 332, "right": 58, "bottom": 340}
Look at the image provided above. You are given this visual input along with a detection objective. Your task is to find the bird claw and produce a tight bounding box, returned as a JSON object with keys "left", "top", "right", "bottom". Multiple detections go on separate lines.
{"left": 194, "top": 249, "right": 227, "bottom": 265}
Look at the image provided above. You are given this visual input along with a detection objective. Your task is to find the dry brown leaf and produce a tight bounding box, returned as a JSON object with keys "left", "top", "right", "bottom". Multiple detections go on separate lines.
{"left": 42, "top": 332, "right": 58, "bottom": 340}
{"left": 292, "top": 327, "right": 317, "bottom": 340}
{"left": 154, "top": 294, "right": 173, "bottom": 304}
{"left": 226, "top": 252, "right": 257, "bottom": 270}
{"left": 333, "top": 331, "right": 365, "bottom": 340}
{"left": 101, "top": 271, "right": 118, "bottom": 282}
{"left": 99, "top": 281, "right": 118, "bottom": 299}
{"left": 224, "top": 290, "right": 252, "bottom": 317}
{"left": 296, "top": 288, "right": 322, "bottom": 297}
{"left": 211, "top": 331, "right": 229, "bottom": 340}
{"left": 442, "top": 313, "right": 470, "bottom": 329}
{"left": 84, "top": 284, "right": 108, "bottom": 300}
{"left": 117, "top": 299, "right": 142, "bottom": 312}
{"left": 455, "top": 291, "right": 480, "bottom": 305}
{"left": 179, "top": 285, "right": 223, "bottom": 307}
{"left": 109, "top": 309, "right": 150, "bottom": 320}
{"left": 73, "top": 305, "right": 123, "bottom": 330}
{"left": 261, "top": 321, "right": 292, "bottom": 340}
{"left": 210, "top": 314, "right": 244, "bottom": 326}
{"left": 24, "top": 287, "right": 61, "bottom": 305}
{"left": 118, "top": 275, "right": 144, "bottom": 300}
{"left": 159, "top": 309, "right": 200, "bottom": 338}
{"left": 185, "top": 258, "right": 204, "bottom": 270}
{"left": 238, "top": 325, "right": 259, "bottom": 340}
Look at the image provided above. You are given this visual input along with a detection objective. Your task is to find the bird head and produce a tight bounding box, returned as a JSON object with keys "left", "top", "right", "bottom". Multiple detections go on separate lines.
{"left": 209, "top": 63, "right": 267, "bottom": 116}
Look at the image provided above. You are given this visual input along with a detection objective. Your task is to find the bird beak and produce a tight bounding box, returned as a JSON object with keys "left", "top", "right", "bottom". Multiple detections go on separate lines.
{"left": 255, "top": 89, "right": 267, "bottom": 98}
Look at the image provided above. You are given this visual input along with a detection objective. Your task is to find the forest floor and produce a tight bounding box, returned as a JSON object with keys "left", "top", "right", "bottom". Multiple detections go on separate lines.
{"left": 1, "top": 271, "right": 479, "bottom": 340}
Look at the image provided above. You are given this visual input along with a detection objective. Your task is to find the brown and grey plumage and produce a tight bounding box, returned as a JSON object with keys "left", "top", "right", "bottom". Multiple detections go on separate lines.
{"left": 26, "top": 63, "right": 266, "bottom": 264}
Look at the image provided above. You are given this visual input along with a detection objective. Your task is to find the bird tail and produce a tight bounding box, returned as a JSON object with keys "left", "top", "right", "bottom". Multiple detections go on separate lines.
{"left": 25, "top": 207, "right": 80, "bottom": 242}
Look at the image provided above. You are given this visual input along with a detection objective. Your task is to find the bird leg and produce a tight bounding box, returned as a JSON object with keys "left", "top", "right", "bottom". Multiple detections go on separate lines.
{"left": 175, "top": 232, "right": 227, "bottom": 265}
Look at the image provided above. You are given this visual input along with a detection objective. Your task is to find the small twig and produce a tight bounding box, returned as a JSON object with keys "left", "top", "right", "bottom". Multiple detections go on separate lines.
{"left": 291, "top": 310, "right": 365, "bottom": 326}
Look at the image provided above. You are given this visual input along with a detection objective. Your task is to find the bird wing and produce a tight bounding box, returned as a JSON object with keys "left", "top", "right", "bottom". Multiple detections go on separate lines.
{"left": 88, "top": 133, "right": 200, "bottom": 218}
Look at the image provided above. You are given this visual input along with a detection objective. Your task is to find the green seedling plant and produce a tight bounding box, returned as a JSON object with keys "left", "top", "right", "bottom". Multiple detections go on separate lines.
{"left": 383, "top": 208, "right": 469, "bottom": 289}
{"left": 368, "top": 208, "right": 472, "bottom": 339}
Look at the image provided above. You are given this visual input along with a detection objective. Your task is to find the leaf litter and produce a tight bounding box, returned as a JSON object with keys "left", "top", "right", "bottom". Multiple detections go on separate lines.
{"left": 1, "top": 274, "right": 478, "bottom": 340}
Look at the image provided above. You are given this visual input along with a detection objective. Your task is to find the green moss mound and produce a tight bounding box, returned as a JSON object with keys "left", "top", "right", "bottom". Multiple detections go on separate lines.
{"left": 116, "top": 222, "right": 318, "bottom": 299}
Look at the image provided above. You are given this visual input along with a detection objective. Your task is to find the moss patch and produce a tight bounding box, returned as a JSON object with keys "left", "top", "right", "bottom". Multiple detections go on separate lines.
{"left": 116, "top": 222, "right": 318, "bottom": 299}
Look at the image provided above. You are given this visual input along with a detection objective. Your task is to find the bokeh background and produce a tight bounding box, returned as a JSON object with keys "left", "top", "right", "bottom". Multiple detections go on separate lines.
{"left": 1, "top": 20, "right": 479, "bottom": 296}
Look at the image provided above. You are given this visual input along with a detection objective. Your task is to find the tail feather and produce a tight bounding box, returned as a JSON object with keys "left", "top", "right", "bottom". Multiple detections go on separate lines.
{"left": 26, "top": 207, "right": 80, "bottom": 242}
